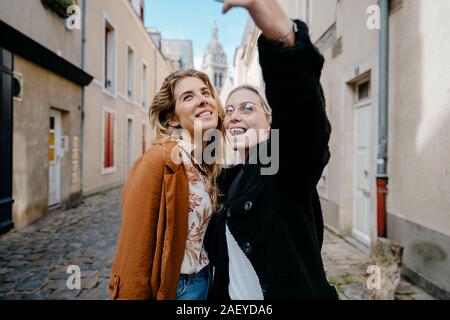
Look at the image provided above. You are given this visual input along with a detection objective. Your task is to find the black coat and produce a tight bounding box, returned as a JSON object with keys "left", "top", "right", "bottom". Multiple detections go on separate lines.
{"left": 204, "top": 20, "right": 339, "bottom": 300}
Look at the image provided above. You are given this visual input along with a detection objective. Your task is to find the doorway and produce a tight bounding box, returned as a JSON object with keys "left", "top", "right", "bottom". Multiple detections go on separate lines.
{"left": 49, "top": 109, "right": 62, "bottom": 206}
{"left": 352, "top": 79, "right": 372, "bottom": 245}
{"left": 0, "top": 48, "right": 14, "bottom": 234}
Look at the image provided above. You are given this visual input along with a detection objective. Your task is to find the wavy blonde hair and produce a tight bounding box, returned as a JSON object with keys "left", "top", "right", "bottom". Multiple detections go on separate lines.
{"left": 149, "top": 69, "right": 225, "bottom": 211}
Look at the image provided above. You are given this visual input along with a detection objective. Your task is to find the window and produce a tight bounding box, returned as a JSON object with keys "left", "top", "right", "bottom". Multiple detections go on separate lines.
{"left": 104, "top": 19, "right": 116, "bottom": 93}
{"left": 219, "top": 73, "right": 223, "bottom": 88}
{"left": 142, "top": 124, "right": 147, "bottom": 155}
{"left": 357, "top": 80, "right": 371, "bottom": 101}
{"left": 130, "top": 0, "right": 144, "bottom": 21}
{"left": 142, "top": 62, "right": 148, "bottom": 110}
{"left": 103, "top": 111, "right": 115, "bottom": 170}
{"left": 127, "top": 45, "right": 136, "bottom": 100}
{"left": 49, "top": 116, "right": 55, "bottom": 162}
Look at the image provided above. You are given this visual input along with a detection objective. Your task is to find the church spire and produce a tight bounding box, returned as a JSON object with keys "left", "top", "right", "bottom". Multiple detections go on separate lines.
{"left": 202, "top": 21, "right": 228, "bottom": 94}
{"left": 212, "top": 20, "right": 218, "bottom": 41}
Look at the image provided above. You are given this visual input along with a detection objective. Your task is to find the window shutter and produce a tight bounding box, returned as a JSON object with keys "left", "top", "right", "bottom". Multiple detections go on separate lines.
{"left": 109, "top": 113, "right": 115, "bottom": 167}
{"left": 104, "top": 113, "right": 110, "bottom": 168}
{"left": 104, "top": 112, "right": 115, "bottom": 169}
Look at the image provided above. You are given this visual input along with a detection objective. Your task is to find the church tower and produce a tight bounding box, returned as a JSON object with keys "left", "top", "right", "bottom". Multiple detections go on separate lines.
{"left": 202, "top": 21, "right": 228, "bottom": 94}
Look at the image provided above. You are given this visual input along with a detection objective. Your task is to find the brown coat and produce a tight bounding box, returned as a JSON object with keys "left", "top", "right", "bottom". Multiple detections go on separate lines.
{"left": 109, "top": 141, "right": 189, "bottom": 300}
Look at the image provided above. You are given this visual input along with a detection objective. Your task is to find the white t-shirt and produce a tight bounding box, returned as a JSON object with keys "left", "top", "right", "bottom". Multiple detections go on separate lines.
{"left": 226, "top": 223, "right": 264, "bottom": 300}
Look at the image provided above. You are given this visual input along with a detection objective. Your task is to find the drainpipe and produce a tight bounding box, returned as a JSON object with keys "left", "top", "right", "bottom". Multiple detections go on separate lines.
{"left": 80, "top": 0, "right": 87, "bottom": 195}
{"left": 377, "top": 0, "right": 390, "bottom": 238}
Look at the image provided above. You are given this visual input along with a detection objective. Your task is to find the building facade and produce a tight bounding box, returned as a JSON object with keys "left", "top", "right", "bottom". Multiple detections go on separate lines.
{"left": 229, "top": 0, "right": 450, "bottom": 299}
{"left": 202, "top": 22, "right": 228, "bottom": 95}
{"left": 147, "top": 28, "right": 194, "bottom": 72}
{"left": 161, "top": 39, "right": 194, "bottom": 71}
{"left": 220, "top": 18, "right": 264, "bottom": 104}
{"left": 82, "top": 0, "right": 173, "bottom": 196}
{"left": 0, "top": 0, "right": 92, "bottom": 232}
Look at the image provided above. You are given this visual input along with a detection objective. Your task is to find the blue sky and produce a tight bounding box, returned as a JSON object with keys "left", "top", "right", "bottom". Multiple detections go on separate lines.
{"left": 144, "top": 0, "right": 249, "bottom": 69}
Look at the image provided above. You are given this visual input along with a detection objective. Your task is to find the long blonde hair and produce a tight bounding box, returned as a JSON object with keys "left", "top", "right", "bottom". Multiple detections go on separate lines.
{"left": 149, "top": 69, "right": 225, "bottom": 211}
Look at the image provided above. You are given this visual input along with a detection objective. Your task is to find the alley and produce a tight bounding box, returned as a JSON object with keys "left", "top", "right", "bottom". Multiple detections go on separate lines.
{"left": 0, "top": 187, "right": 436, "bottom": 300}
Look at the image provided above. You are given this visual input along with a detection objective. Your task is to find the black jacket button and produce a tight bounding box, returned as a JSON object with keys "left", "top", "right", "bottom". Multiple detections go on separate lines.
{"left": 242, "top": 242, "right": 252, "bottom": 254}
{"left": 244, "top": 201, "right": 253, "bottom": 211}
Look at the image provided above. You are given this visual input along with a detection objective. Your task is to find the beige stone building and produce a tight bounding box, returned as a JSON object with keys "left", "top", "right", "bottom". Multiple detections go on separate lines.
{"left": 82, "top": 0, "right": 173, "bottom": 196}
{"left": 0, "top": 0, "right": 92, "bottom": 232}
{"left": 0, "top": 0, "right": 173, "bottom": 233}
{"left": 220, "top": 18, "right": 264, "bottom": 104}
{"left": 147, "top": 27, "right": 194, "bottom": 72}
{"left": 228, "top": 0, "right": 450, "bottom": 299}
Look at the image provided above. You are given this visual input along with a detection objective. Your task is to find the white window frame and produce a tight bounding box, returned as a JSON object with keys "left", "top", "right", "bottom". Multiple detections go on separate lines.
{"left": 102, "top": 11, "right": 117, "bottom": 98}
{"left": 126, "top": 41, "right": 136, "bottom": 102}
{"left": 101, "top": 105, "right": 117, "bottom": 175}
{"left": 125, "top": 114, "right": 135, "bottom": 176}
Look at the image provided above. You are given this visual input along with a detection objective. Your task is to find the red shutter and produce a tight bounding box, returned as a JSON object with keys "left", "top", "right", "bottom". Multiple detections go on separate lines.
{"left": 104, "top": 113, "right": 110, "bottom": 168}
{"left": 104, "top": 112, "right": 115, "bottom": 169}
{"left": 109, "top": 114, "right": 115, "bottom": 167}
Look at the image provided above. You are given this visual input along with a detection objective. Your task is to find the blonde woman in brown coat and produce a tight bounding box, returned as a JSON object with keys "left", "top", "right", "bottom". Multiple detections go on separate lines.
{"left": 109, "top": 69, "right": 225, "bottom": 300}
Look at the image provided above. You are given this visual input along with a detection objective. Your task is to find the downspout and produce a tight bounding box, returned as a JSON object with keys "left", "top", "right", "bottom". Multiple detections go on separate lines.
{"left": 80, "top": 0, "right": 87, "bottom": 195}
{"left": 377, "top": 0, "right": 389, "bottom": 238}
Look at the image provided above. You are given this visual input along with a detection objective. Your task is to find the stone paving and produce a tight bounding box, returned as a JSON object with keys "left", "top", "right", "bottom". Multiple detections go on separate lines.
{"left": 0, "top": 186, "right": 438, "bottom": 300}
{"left": 0, "top": 188, "right": 121, "bottom": 300}
{"left": 322, "top": 230, "right": 436, "bottom": 300}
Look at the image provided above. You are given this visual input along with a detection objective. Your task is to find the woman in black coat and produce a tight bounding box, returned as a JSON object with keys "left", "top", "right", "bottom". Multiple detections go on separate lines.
{"left": 205, "top": 0, "right": 339, "bottom": 300}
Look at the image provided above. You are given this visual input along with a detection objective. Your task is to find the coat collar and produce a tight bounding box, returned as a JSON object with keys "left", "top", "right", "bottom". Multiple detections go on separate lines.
{"left": 156, "top": 140, "right": 183, "bottom": 174}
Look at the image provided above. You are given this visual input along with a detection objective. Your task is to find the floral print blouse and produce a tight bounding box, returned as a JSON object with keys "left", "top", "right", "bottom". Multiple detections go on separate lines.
{"left": 177, "top": 139, "right": 213, "bottom": 275}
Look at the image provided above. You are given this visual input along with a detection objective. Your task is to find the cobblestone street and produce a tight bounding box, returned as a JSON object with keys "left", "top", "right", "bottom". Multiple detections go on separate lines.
{"left": 322, "top": 231, "right": 436, "bottom": 300}
{"left": 0, "top": 187, "right": 437, "bottom": 300}
{"left": 0, "top": 188, "right": 121, "bottom": 300}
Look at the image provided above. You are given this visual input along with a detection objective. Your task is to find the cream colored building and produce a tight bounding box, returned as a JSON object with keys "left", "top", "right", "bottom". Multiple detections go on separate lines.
{"left": 82, "top": 0, "right": 173, "bottom": 196}
{"left": 220, "top": 19, "right": 263, "bottom": 104}
{"left": 229, "top": 0, "right": 450, "bottom": 299}
{"left": 0, "top": 0, "right": 92, "bottom": 231}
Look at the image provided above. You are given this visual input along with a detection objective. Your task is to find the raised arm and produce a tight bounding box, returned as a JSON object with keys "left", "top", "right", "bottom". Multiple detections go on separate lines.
{"left": 258, "top": 20, "right": 331, "bottom": 193}
{"left": 220, "top": 0, "right": 331, "bottom": 192}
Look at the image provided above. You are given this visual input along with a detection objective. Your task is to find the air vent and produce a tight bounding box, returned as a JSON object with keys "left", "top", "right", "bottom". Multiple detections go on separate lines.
{"left": 13, "top": 72, "right": 23, "bottom": 101}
